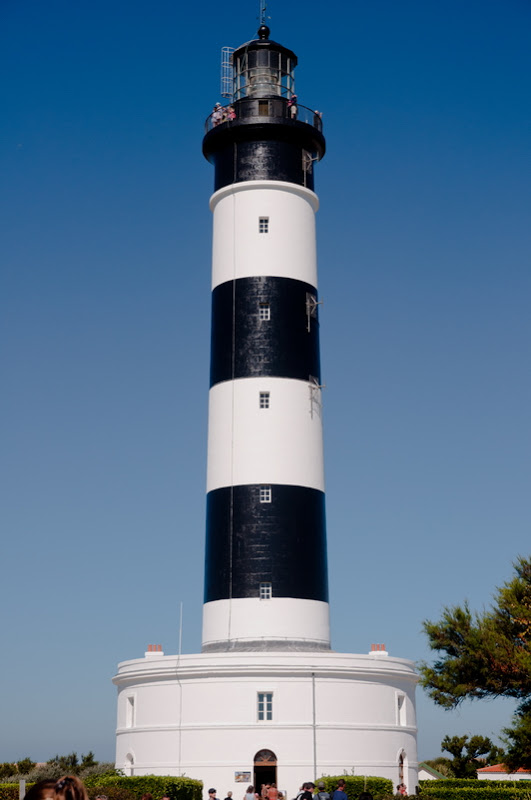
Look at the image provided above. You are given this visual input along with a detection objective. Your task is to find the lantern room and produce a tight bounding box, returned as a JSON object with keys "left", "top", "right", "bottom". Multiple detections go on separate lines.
{"left": 232, "top": 25, "right": 297, "bottom": 99}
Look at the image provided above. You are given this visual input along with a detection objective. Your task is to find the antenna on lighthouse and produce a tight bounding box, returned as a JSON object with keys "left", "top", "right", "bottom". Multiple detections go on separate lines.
{"left": 258, "top": 0, "right": 269, "bottom": 25}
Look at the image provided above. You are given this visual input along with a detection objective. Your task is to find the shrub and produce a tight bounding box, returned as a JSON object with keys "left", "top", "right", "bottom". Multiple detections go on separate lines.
{"left": 0, "top": 786, "right": 19, "bottom": 800}
{"left": 419, "top": 789, "right": 531, "bottom": 800}
{"left": 0, "top": 776, "right": 202, "bottom": 800}
{"left": 420, "top": 780, "right": 530, "bottom": 789}
{"left": 316, "top": 777, "right": 394, "bottom": 799}
{"left": 83, "top": 776, "right": 202, "bottom": 800}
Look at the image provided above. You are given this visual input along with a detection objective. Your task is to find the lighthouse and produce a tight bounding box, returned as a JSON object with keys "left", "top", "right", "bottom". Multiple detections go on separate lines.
{"left": 202, "top": 24, "right": 329, "bottom": 654}
{"left": 113, "top": 22, "right": 418, "bottom": 794}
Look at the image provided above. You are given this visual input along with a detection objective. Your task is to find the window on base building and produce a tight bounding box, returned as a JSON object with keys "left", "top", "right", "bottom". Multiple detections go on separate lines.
{"left": 126, "top": 695, "right": 135, "bottom": 728}
{"left": 259, "top": 216, "right": 269, "bottom": 233}
{"left": 259, "top": 582, "right": 272, "bottom": 599}
{"left": 259, "top": 391, "right": 270, "bottom": 409}
{"left": 259, "top": 302, "right": 270, "bottom": 320}
{"left": 259, "top": 486, "right": 272, "bottom": 503}
{"left": 257, "top": 692, "right": 273, "bottom": 721}
{"left": 397, "top": 693, "right": 406, "bottom": 726}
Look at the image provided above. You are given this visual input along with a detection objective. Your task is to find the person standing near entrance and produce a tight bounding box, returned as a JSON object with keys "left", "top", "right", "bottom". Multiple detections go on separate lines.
{"left": 267, "top": 785, "right": 279, "bottom": 800}
{"left": 314, "top": 783, "right": 330, "bottom": 800}
{"left": 301, "top": 783, "right": 314, "bottom": 800}
{"left": 244, "top": 787, "right": 258, "bottom": 800}
{"left": 331, "top": 781, "right": 347, "bottom": 800}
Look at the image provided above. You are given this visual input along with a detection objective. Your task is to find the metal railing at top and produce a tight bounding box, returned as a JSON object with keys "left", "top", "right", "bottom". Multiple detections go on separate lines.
{"left": 205, "top": 99, "right": 323, "bottom": 134}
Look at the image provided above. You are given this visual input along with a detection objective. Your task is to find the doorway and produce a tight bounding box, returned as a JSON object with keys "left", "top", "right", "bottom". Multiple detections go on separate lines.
{"left": 254, "top": 749, "right": 277, "bottom": 793}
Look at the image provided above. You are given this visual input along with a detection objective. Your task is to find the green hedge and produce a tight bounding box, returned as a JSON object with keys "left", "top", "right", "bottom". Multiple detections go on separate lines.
{"left": 0, "top": 777, "right": 202, "bottom": 800}
{"left": 420, "top": 780, "right": 531, "bottom": 789}
{"left": 0, "top": 785, "right": 18, "bottom": 800}
{"left": 419, "top": 789, "right": 531, "bottom": 800}
{"left": 316, "top": 776, "right": 394, "bottom": 799}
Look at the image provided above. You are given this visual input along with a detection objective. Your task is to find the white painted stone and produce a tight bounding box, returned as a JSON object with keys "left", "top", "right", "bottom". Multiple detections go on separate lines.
{"left": 207, "top": 378, "right": 325, "bottom": 493}
{"left": 113, "top": 650, "right": 419, "bottom": 795}
{"left": 210, "top": 181, "right": 318, "bottom": 289}
{"left": 201, "top": 597, "right": 330, "bottom": 650}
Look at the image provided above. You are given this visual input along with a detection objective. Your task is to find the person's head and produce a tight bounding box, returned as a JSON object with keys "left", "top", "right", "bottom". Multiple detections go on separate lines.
{"left": 54, "top": 777, "right": 89, "bottom": 800}
{"left": 227, "top": 794, "right": 233, "bottom": 799}
{"left": 337, "top": 782, "right": 345, "bottom": 790}
{"left": 208, "top": 791, "right": 216, "bottom": 798}
{"left": 247, "top": 788, "right": 254, "bottom": 794}
{"left": 95, "top": 795, "right": 108, "bottom": 800}
{"left": 141, "top": 794, "right": 153, "bottom": 800}
{"left": 24, "top": 781, "right": 56, "bottom": 800}
{"left": 317, "top": 784, "right": 325, "bottom": 792}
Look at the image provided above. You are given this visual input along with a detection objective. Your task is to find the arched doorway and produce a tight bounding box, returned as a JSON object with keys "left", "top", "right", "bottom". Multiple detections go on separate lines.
{"left": 254, "top": 749, "right": 277, "bottom": 793}
{"left": 125, "top": 753, "right": 134, "bottom": 776}
{"left": 398, "top": 750, "right": 408, "bottom": 791}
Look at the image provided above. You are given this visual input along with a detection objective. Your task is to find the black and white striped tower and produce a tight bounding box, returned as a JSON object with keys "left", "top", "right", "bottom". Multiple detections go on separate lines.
{"left": 202, "top": 25, "right": 329, "bottom": 653}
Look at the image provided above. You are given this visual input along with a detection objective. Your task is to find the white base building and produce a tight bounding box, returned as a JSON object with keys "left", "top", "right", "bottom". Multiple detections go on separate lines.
{"left": 113, "top": 647, "right": 418, "bottom": 795}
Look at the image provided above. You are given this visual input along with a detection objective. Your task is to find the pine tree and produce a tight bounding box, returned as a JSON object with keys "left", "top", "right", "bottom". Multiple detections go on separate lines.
{"left": 420, "top": 556, "right": 531, "bottom": 770}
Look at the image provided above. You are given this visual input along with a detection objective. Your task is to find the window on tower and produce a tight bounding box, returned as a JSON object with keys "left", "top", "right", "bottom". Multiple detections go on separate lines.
{"left": 259, "top": 302, "right": 270, "bottom": 320}
{"left": 259, "top": 582, "right": 272, "bottom": 600}
{"left": 257, "top": 692, "right": 273, "bottom": 721}
{"left": 259, "top": 217, "right": 269, "bottom": 233}
{"left": 259, "top": 391, "right": 270, "bottom": 409}
{"left": 259, "top": 486, "right": 272, "bottom": 503}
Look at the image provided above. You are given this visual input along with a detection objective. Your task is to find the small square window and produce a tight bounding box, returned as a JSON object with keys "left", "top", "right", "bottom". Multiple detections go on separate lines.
{"left": 258, "top": 100, "right": 269, "bottom": 117}
{"left": 257, "top": 692, "right": 273, "bottom": 721}
{"left": 259, "top": 391, "right": 270, "bottom": 409}
{"left": 259, "top": 582, "right": 272, "bottom": 600}
{"left": 259, "top": 486, "right": 272, "bottom": 503}
{"left": 259, "top": 217, "right": 269, "bottom": 233}
{"left": 259, "top": 302, "right": 270, "bottom": 320}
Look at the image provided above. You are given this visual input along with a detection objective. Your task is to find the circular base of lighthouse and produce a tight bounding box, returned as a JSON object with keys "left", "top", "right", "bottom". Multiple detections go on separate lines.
{"left": 113, "top": 650, "right": 418, "bottom": 796}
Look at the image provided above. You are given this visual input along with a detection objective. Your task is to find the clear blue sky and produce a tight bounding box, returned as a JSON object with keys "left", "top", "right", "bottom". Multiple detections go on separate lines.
{"left": 2, "top": 0, "right": 530, "bottom": 766}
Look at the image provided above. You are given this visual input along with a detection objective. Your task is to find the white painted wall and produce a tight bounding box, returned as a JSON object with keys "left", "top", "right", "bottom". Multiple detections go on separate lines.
{"left": 207, "top": 377, "right": 324, "bottom": 492}
{"left": 477, "top": 770, "right": 531, "bottom": 781}
{"left": 418, "top": 767, "right": 442, "bottom": 780}
{"left": 210, "top": 181, "right": 319, "bottom": 289}
{"left": 114, "top": 650, "right": 418, "bottom": 796}
{"left": 202, "top": 597, "right": 330, "bottom": 650}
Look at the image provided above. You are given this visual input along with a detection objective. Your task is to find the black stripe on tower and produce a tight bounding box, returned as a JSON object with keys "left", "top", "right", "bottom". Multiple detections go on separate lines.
{"left": 203, "top": 97, "right": 325, "bottom": 192}
{"left": 204, "top": 484, "right": 328, "bottom": 602}
{"left": 210, "top": 276, "right": 320, "bottom": 387}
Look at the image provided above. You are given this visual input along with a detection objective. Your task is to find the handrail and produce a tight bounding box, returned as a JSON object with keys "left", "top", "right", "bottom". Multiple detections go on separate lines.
{"left": 205, "top": 100, "right": 323, "bottom": 134}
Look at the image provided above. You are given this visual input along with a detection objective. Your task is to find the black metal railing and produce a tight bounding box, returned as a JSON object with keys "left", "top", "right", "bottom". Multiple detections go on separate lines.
{"left": 205, "top": 99, "right": 323, "bottom": 134}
